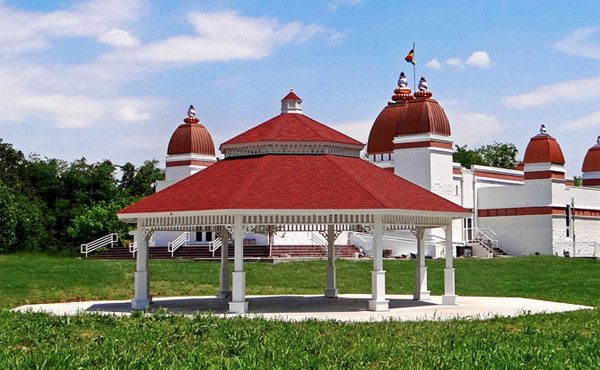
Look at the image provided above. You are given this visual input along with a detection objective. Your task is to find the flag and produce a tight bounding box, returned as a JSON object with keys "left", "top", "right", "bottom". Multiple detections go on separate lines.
{"left": 404, "top": 49, "right": 415, "bottom": 65}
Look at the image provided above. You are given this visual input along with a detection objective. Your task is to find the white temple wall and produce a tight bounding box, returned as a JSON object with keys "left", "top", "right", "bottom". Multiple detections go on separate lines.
{"left": 393, "top": 147, "right": 432, "bottom": 190}
{"left": 478, "top": 215, "right": 553, "bottom": 255}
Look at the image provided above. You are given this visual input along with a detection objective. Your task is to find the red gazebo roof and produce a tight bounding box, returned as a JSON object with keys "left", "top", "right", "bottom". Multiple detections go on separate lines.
{"left": 221, "top": 113, "right": 363, "bottom": 147}
{"left": 119, "top": 154, "right": 468, "bottom": 215}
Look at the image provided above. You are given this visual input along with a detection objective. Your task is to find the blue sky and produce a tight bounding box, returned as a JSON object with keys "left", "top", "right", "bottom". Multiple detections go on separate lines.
{"left": 0, "top": 0, "right": 598, "bottom": 176}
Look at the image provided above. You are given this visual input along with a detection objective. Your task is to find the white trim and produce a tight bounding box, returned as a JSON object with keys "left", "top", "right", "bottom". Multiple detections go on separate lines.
{"left": 523, "top": 162, "right": 565, "bottom": 173}
{"left": 471, "top": 165, "right": 524, "bottom": 176}
{"left": 220, "top": 140, "right": 364, "bottom": 158}
{"left": 393, "top": 133, "right": 453, "bottom": 145}
{"left": 118, "top": 208, "right": 470, "bottom": 222}
{"left": 582, "top": 171, "right": 600, "bottom": 179}
{"left": 165, "top": 153, "right": 217, "bottom": 162}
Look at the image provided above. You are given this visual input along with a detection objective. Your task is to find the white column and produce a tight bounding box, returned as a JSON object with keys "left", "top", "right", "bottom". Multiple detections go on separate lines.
{"left": 442, "top": 221, "right": 458, "bottom": 305}
{"left": 229, "top": 215, "right": 248, "bottom": 313}
{"left": 324, "top": 225, "right": 338, "bottom": 298}
{"left": 413, "top": 227, "right": 430, "bottom": 300}
{"left": 368, "top": 215, "right": 389, "bottom": 311}
{"left": 217, "top": 227, "right": 231, "bottom": 298}
{"left": 132, "top": 226, "right": 150, "bottom": 310}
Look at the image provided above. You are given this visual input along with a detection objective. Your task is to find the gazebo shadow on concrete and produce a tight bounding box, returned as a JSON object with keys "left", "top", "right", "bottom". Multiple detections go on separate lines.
{"left": 86, "top": 295, "right": 437, "bottom": 315}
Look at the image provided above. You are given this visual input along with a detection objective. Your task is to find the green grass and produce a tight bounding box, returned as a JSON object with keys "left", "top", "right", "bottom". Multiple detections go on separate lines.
{"left": 1, "top": 253, "right": 599, "bottom": 369}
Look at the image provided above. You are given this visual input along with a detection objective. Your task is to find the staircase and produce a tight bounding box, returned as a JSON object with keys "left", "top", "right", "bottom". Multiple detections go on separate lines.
{"left": 93, "top": 244, "right": 360, "bottom": 259}
{"left": 464, "top": 227, "right": 507, "bottom": 257}
{"left": 270, "top": 244, "right": 359, "bottom": 258}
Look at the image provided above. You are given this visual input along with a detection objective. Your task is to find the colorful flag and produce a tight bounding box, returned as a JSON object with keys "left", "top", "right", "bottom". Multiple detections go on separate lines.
{"left": 404, "top": 49, "right": 415, "bottom": 65}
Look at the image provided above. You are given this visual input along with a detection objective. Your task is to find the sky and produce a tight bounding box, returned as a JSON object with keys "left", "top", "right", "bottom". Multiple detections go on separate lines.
{"left": 0, "top": 0, "right": 599, "bottom": 177}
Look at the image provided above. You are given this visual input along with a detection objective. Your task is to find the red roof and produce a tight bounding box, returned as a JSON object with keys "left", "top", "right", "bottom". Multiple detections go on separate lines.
{"left": 367, "top": 99, "right": 451, "bottom": 154}
{"left": 523, "top": 134, "right": 565, "bottom": 165}
{"left": 119, "top": 154, "right": 468, "bottom": 214}
{"left": 582, "top": 144, "right": 600, "bottom": 172}
{"left": 221, "top": 113, "right": 363, "bottom": 147}
{"left": 167, "top": 120, "right": 216, "bottom": 156}
{"left": 281, "top": 91, "right": 302, "bottom": 101}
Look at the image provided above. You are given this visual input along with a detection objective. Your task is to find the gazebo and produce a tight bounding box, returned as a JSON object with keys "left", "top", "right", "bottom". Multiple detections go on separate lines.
{"left": 117, "top": 91, "right": 470, "bottom": 313}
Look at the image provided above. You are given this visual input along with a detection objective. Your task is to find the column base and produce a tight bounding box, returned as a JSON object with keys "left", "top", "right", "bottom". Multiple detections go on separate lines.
{"left": 217, "top": 290, "right": 231, "bottom": 298}
{"left": 324, "top": 289, "right": 338, "bottom": 298}
{"left": 442, "top": 295, "right": 458, "bottom": 305}
{"left": 368, "top": 299, "right": 389, "bottom": 311}
{"left": 413, "top": 290, "right": 431, "bottom": 301}
{"left": 229, "top": 301, "right": 249, "bottom": 314}
{"left": 131, "top": 299, "right": 150, "bottom": 310}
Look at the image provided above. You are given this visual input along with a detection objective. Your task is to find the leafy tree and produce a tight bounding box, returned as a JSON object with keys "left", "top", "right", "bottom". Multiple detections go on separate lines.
{"left": 0, "top": 181, "right": 18, "bottom": 252}
{"left": 573, "top": 176, "right": 583, "bottom": 186}
{"left": 121, "top": 160, "right": 164, "bottom": 198}
{"left": 454, "top": 142, "right": 520, "bottom": 169}
{"left": 67, "top": 199, "right": 136, "bottom": 245}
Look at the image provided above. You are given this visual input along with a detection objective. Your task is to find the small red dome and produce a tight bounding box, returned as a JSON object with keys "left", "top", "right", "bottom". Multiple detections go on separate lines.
{"left": 582, "top": 143, "right": 600, "bottom": 172}
{"left": 367, "top": 99, "right": 451, "bottom": 154}
{"left": 523, "top": 133, "right": 565, "bottom": 165}
{"left": 167, "top": 111, "right": 215, "bottom": 156}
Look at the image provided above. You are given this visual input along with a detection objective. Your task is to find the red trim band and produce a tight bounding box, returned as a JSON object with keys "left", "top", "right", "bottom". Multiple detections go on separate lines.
{"left": 166, "top": 160, "right": 215, "bottom": 167}
{"left": 524, "top": 171, "right": 565, "bottom": 180}
{"left": 479, "top": 206, "right": 600, "bottom": 218}
{"left": 474, "top": 171, "right": 523, "bottom": 182}
{"left": 393, "top": 141, "right": 453, "bottom": 150}
{"left": 583, "top": 178, "right": 600, "bottom": 186}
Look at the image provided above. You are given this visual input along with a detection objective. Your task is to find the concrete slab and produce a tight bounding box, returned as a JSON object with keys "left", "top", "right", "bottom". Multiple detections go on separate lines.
{"left": 13, "top": 294, "right": 592, "bottom": 322}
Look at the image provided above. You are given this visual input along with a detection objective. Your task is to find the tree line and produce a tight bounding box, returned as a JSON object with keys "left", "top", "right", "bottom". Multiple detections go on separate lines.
{"left": 0, "top": 139, "right": 163, "bottom": 254}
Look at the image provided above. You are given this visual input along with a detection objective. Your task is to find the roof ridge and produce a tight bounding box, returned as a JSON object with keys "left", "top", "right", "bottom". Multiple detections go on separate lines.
{"left": 324, "top": 155, "right": 389, "bottom": 208}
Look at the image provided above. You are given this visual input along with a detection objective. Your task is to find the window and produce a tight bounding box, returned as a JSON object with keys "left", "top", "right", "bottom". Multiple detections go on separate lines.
{"left": 205, "top": 231, "right": 213, "bottom": 242}
{"left": 195, "top": 232, "right": 202, "bottom": 242}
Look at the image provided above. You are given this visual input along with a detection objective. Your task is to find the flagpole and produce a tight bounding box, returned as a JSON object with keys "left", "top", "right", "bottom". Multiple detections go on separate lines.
{"left": 412, "top": 41, "right": 416, "bottom": 92}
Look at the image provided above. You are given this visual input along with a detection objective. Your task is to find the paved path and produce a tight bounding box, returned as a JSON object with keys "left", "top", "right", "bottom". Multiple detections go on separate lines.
{"left": 13, "top": 294, "right": 592, "bottom": 322}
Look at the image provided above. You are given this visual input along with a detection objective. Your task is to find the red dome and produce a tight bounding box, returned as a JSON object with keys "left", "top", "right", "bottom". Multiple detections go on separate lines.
{"left": 367, "top": 98, "right": 451, "bottom": 154}
{"left": 167, "top": 116, "right": 216, "bottom": 156}
{"left": 523, "top": 134, "right": 565, "bottom": 164}
{"left": 582, "top": 143, "right": 600, "bottom": 172}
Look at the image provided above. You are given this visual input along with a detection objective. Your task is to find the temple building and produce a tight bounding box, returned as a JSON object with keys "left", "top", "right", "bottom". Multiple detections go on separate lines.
{"left": 147, "top": 75, "right": 599, "bottom": 259}
{"left": 366, "top": 73, "right": 600, "bottom": 257}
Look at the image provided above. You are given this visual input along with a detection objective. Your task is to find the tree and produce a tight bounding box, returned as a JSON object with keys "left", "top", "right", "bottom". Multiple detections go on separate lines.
{"left": 453, "top": 142, "right": 520, "bottom": 169}
{"left": 67, "top": 199, "right": 136, "bottom": 245}
{"left": 0, "top": 181, "right": 19, "bottom": 253}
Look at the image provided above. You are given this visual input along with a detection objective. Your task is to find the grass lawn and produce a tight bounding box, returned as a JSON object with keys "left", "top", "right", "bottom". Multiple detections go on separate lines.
{"left": 0, "top": 253, "right": 599, "bottom": 369}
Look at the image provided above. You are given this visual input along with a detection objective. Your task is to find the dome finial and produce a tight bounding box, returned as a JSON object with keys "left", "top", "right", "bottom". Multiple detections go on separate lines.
{"left": 418, "top": 77, "right": 428, "bottom": 91}
{"left": 187, "top": 105, "right": 196, "bottom": 118}
{"left": 398, "top": 72, "right": 408, "bottom": 88}
{"left": 540, "top": 124, "right": 547, "bottom": 135}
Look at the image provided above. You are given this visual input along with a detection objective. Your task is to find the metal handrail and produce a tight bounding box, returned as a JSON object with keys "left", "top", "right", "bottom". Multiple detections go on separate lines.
{"left": 129, "top": 241, "right": 138, "bottom": 257}
{"left": 464, "top": 227, "right": 498, "bottom": 255}
{"left": 80, "top": 233, "right": 119, "bottom": 258}
{"left": 208, "top": 237, "right": 223, "bottom": 257}
{"left": 167, "top": 232, "right": 190, "bottom": 257}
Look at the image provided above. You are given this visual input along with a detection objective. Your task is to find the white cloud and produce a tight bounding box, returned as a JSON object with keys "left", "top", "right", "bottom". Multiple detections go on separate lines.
{"left": 445, "top": 58, "right": 464, "bottom": 68}
{"left": 554, "top": 27, "right": 600, "bottom": 59}
{"left": 447, "top": 112, "right": 504, "bottom": 147}
{"left": 465, "top": 51, "right": 492, "bottom": 68}
{"left": 329, "top": 119, "right": 370, "bottom": 144}
{"left": 426, "top": 59, "right": 442, "bottom": 69}
{"left": 559, "top": 110, "right": 600, "bottom": 131}
{"left": 116, "top": 106, "right": 151, "bottom": 122}
{"left": 98, "top": 29, "right": 140, "bottom": 48}
{"left": 503, "top": 78, "right": 600, "bottom": 109}
{"left": 101, "top": 11, "right": 337, "bottom": 65}
{"left": 0, "top": 0, "right": 144, "bottom": 56}
{"left": 328, "top": 0, "right": 362, "bottom": 12}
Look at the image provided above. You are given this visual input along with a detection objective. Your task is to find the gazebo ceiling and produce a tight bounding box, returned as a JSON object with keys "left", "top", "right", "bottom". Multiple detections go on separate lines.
{"left": 118, "top": 154, "right": 469, "bottom": 217}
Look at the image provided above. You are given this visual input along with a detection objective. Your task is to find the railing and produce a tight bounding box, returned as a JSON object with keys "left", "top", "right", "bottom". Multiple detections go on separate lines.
{"left": 167, "top": 232, "right": 190, "bottom": 257}
{"left": 208, "top": 237, "right": 223, "bottom": 257}
{"left": 80, "top": 233, "right": 119, "bottom": 258}
{"left": 464, "top": 227, "right": 498, "bottom": 256}
{"left": 554, "top": 241, "right": 600, "bottom": 258}
{"left": 129, "top": 241, "right": 138, "bottom": 257}
{"left": 311, "top": 232, "right": 330, "bottom": 256}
